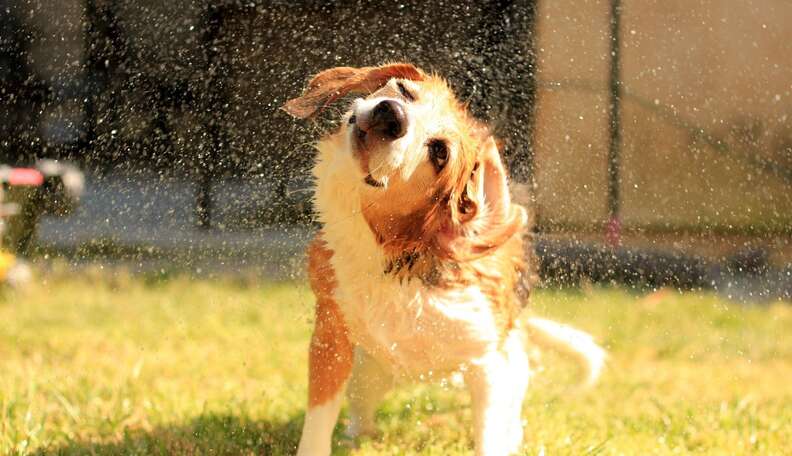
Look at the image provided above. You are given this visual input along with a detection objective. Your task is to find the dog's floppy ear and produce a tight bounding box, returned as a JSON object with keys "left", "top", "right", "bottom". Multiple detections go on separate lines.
{"left": 282, "top": 63, "right": 424, "bottom": 119}
{"left": 436, "top": 136, "right": 527, "bottom": 261}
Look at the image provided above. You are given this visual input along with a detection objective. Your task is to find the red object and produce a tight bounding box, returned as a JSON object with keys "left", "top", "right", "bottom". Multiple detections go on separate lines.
{"left": 606, "top": 216, "right": 622, "bottom": 248}
{"left": 7, "top": 168, "right": 44, "bottom": 186}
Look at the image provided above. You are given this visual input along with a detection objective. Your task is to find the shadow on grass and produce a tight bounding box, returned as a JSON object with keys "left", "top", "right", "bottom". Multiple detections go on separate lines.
{"left": 31, "top": 413, "right": 322, "bottom": 456}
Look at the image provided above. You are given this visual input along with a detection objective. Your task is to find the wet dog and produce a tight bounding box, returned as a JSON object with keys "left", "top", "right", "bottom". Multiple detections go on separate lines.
{"left": 283, "top": 63, "right": 605, "bottom": 456}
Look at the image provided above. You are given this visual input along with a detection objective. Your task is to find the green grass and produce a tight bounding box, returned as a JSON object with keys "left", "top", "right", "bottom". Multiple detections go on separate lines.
{"left": 1, "top": 274, "right": 791, "bottom": 455}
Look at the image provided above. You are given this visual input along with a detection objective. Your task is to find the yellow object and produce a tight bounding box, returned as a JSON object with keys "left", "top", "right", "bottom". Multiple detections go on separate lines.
{"left": 0, "top": 250, "right": 15, "bottom": 281}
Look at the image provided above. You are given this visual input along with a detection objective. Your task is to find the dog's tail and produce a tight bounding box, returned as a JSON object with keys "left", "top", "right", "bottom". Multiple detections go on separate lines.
{"left": 524, "top": 317, "right": 606, "bottom": 387}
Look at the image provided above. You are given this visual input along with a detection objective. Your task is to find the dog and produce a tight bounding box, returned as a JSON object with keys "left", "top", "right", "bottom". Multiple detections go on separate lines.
{"left": 282, "top": 63, "right": 606, "bottom": 456}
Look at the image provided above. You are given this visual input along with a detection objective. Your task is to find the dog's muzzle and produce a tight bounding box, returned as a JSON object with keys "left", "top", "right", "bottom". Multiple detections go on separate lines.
{"left": 364, "top": 174, "right": 384, "bottom": 187}
{"left": 350, "top": 99, "right": 408, "bottom": 188}
{"left": 352, "top": 99, "right": 408, "bottom": 143}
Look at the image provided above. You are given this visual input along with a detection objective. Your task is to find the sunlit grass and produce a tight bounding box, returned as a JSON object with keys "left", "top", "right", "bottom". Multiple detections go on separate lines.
{"left": 1, "top": 274, "right": 791, "bottom": 455}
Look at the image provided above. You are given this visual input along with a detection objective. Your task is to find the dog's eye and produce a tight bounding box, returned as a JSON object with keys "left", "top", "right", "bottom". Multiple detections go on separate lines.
{"left": 428, "top": 139, "right": 449, "bottom": 171}
{"left": 397, "top": 82, "right": 415, "bottom": 101}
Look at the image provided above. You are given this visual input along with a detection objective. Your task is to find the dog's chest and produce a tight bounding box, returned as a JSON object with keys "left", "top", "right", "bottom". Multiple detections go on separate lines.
{"left": 312, "top": 151, "right": 501, "bottom": 374}
{"left": 332, "top": 258, "right": 500, "bottom": 375}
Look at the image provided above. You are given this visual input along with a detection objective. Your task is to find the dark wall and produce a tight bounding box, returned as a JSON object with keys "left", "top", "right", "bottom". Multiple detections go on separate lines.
{"left": 0, "top": 0, "right": 538, "bottom": 186}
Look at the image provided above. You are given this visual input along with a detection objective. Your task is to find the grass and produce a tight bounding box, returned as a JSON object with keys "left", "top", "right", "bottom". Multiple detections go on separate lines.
{"left": 1, "top": 273, "right": 791, "bottom": 455}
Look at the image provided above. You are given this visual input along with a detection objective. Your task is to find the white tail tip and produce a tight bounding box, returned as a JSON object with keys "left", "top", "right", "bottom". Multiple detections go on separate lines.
{"left": 525, "top": 317, "right": 607, "bottom": 387}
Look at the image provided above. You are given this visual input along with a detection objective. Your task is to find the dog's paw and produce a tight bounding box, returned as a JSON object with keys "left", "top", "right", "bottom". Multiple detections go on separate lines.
{"left": 339, "top": 426, "right": 379, "bottom": 451}
{"left": 345, "top": 412, "right": 381, "bottom": 439}
{"left": 337, "top": 434, "right": 360, "bottom": 450}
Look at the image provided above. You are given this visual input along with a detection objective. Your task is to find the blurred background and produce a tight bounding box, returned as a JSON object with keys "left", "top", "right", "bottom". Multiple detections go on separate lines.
{"left": 1, "top": 0, "right": 790, "bottom": 299}
{"left": 2, "top": 2, "right": 792, "bottom": 454}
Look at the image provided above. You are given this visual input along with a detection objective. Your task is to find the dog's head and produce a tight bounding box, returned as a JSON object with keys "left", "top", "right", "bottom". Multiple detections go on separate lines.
{"left": 284, "top": 63, "right": 526, "bottom": 262}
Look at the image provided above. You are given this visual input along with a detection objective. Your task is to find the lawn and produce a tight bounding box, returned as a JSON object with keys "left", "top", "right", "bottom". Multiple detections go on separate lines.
{"left": 1, "top": 273, "right": 791, "bottom": 455}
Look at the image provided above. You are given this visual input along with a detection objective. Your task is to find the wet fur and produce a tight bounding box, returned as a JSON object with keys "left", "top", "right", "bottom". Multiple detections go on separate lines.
{"left": 284, "top": 63, "right": 604, "bottom": 456}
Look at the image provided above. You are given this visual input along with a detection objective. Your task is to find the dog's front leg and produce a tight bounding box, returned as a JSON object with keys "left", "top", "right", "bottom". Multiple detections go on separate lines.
{"left": 465, "top": 331, "right": 530, "bottom": 456}
{"left": 296, "top": 298, "right": 354, "bottom": 456}
{"left": 346, "top": 348, "right": 394, "bottom": 439}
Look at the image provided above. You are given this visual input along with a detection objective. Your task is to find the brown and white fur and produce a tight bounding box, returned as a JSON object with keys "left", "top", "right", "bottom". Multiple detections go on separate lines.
{"left": 282, "top": 63, "right": 606, "bottom": 456}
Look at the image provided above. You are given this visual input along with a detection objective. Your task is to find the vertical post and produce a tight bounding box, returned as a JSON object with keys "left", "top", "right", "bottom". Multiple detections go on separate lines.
{"left": 82, "top": 0, "right": 100, "bottom": 153}
{"left": 196, "top": 171, "right": 212, "bottom": 229}
{"left": 606, "top": 0, "right": 623, "bottom": 247}
{"left": 197, "top": 4, "right": 227, "bottom": 229}
{"left": 82, "top": 0, "right": 125, "bottom": 169}
{"left": 0, "top": 7, "right": 32, "bottom": 164}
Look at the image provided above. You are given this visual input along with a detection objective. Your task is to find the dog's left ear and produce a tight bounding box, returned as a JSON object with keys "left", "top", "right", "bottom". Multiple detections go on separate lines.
{"left": 282, "top": 63, "right": 424, "bottom": 119}
{"left": 437, "top": 137, "right": 527, "bottom": 260}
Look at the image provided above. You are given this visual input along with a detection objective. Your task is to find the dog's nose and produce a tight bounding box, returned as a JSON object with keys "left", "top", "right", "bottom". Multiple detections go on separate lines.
{"left": 368, "top": 100, "right": 407, "bottom": 140}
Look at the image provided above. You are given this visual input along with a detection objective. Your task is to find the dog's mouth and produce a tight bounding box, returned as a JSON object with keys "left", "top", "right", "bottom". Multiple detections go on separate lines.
{"left": 364, "top": 174, "right": 384, "bottom": 188}
{"left": 351, "top": 125, "right": 385, "bottom": 188}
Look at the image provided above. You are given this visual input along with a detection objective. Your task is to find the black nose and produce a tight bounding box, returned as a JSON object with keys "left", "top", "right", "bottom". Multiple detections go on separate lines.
{"left": 369, "top": 100, "right": 407, "bottom": 140}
